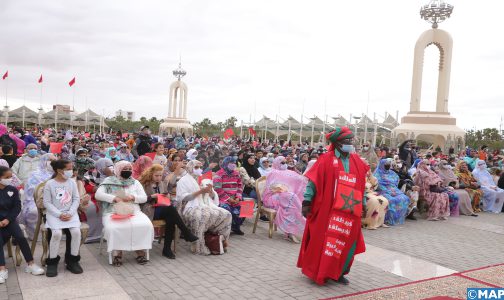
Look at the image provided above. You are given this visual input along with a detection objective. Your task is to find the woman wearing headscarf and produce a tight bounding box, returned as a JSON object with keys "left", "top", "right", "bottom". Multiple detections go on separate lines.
{"left": 105, "top": 147, "right": 120, "bottom": 163}
{"left": 71, "top": 151, "right": 101, "bottom": 242}
{"left": 258, "top": 157, "right": 272, "bottom": 177}
{"left": 472, "top": 160, "right": 504, "bottom": 213}
{"left": 117, "top": 144, "right": 134, "bottom": 162}
{"left": 359, "top": 141, "right": 379, "bottom": 172}
{"left": 95, "top": 161, "right": 154, "bottom": 267}
{"left": 391, "top": 158, "right": 419, "bottom": 220}
{"left": 295, "top": 153, "right": 309, "bottom": 174}
{"left": 139, "top": 164, "right": 197, "bottom": 259}
{"left": 214, "top": 156, "right": 244, "bottom": 235}
{"left": 362, "top": 170, "right": 389, "bottom": 229}
{"left": 132, "top": 155, "right": 153, "bottom": 179}
{"left": 455, "top": 161, "right": 483, "bottom": 213}
{"left": 186, "top": 149, "right": 198, "bottom": 161}
{"left": 240, "top": 153, "right": 262, "bottom": 200}
{"left": 436, "top": 160, "right": 477, "bottom": 216}
{"left": 0, "top": 124, "right": 25, "bottom": 156}
{"left": 262, "top": 156, "right": 306, "bottom": 242}
{"left": 408, "top": 159, "right": 422, "bottom": 177}
{"left": 177, "top": 161, "right": 232, "bottom": 255}
{"left": 93, "top": 158, "right": 114, "bottom": 185}
{"left": 373, "top": 159, "right": 410, "bottom": 225}
{"left": 21, "top": 153, "right": 57, "bottom": 238}
{"left": 414, "top": 160, "right": 450, "bottom": 221}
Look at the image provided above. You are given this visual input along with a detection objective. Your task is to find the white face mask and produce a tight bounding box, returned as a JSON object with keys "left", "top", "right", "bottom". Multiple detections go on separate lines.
{"left": 63, "top": 170, "right": 73, "bottom": 179}
{"left": 397, "top": 163, "right": 403, "bottom": 169}
{"left": 193, "top": 168, "right": 203, "bottom": 176}
{"left": 363, "top": 147, "right": 369, "bottom": 151}
{"left": 280, "top": 164, "right": 288, "bottom": 171}
{"left": 0, "top": 178, "right": 12, "bottom": 186}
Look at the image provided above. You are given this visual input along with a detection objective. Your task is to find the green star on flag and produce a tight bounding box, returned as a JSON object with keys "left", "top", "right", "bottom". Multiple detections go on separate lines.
{"left": 340, "top": 190, "right": 361, "bottom": 214}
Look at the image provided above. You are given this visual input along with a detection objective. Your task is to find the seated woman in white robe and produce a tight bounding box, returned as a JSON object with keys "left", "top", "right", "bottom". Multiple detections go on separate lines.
{"left": 95, "top": 161, "right": 154, "bottom": 266}
{"left": 177, "top": 160, "right": 232, "bottom": 255}
{"left": 472, "top": 160, "right": 504, "bottom": 213}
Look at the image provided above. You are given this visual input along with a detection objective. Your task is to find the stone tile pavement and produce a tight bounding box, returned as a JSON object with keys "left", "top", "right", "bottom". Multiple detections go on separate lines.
{"left": 2, "top": 213, "right": 503, "bottom": 299}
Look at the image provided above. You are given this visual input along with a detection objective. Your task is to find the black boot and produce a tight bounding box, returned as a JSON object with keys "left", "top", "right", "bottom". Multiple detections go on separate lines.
{"left": 46, "top": 256, "right": 60, "bottom": 277}
{"left": 336, "top": 275, "right": 350, "bottom": 285}
{"left": 66, "top": 255, "right": 83, "bottom": 274}
{"left": 406, "top": 211, "right": 417, "bottom": 220}
{"left": 162, "top": 239, "right": 176, "bottom": 259}
{"left": 181, "top": 229, "right": 198, "bottom": 243}
{"left": 232, "top": 227, "right": 245, "bottom": 235}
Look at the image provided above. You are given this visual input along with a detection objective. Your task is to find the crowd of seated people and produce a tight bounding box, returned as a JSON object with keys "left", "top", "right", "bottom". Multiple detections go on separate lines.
{"left": 2, "top": 125, "right": 504, "bottom": 283}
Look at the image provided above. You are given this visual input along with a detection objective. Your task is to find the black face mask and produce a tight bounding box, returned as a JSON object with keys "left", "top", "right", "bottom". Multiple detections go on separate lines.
{"left": 384, "top": 165, "right": 391, "bottom": 170}
{"left": 120, "top": 170, "right": 132, "bottom": 179}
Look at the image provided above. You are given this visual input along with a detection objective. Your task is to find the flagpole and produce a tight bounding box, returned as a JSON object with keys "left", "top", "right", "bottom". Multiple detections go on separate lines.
{"left": 4, "top": 76, "right": 7, "bottom": 107}
{"left": 40, "top": 80, "right": 43, "bottom": 109}
{"left": 4, "top": 76, "right": 8, "bottom": 125}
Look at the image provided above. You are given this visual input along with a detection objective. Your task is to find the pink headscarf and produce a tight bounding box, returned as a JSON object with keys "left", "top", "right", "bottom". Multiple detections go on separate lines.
{"left": 272, "top": 156, "right": 286, "bottom": 170}
{"left": 114, "top": 161, "right": 132, "bottom": 178}
{"left": 132, "top": 156, "right": 153, "bottom": 179}
{"left": 0, "top": 124, "right": 26, "bottom": 155}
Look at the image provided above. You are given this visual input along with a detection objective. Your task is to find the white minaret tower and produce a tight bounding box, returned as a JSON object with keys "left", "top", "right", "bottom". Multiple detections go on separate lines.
{"left": 160, "top": 58, "right": 193, "bottom": 135}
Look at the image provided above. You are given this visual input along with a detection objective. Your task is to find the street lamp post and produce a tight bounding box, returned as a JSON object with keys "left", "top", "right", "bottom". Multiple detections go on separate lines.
{"left": 420, "top": 0, "right": 454, "bottom": 29}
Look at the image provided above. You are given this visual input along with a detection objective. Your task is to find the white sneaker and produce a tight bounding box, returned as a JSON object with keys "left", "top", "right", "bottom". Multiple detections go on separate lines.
{"left": 0, "top": 270, "right": 8, "bottom": 283}
{"left": 25, "top": 264, "right": 45, "bottom": 276}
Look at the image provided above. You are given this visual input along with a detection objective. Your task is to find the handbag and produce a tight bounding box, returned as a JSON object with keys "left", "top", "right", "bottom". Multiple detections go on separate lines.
{"left": 113, "top": 201, "right": 135, "bottom": 216}
{"left": 204, "top": 232, "right": 224, "bottom": 255}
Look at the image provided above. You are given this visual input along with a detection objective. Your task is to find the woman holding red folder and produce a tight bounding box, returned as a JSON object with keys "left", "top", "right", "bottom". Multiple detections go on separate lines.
{"left": 139, "top": 164, "right": 198, "bottom": 259}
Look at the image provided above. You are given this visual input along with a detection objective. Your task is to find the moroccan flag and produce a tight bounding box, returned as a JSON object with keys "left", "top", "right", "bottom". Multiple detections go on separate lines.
{"left": 198, "top": 171, "right": 213, "bottom": 185}
{"left": 69, "top": 77, "right": 76, "bottom": 87}
{"left": 223, "top": 128, "right": 234, "bottom": 139}
{"left": 2, "top": 71, "right": 8, "bottom": 80}
{"left": 38, "top": 74, "right": 43, "bottom": 83}
{"left": 248, "top": 127, "right": 256, "bottom": 136}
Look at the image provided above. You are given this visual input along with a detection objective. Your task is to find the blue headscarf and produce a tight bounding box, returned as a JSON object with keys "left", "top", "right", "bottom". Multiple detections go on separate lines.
{"left": 408, "top": 158, "right": 422, "bottom": 177}
{"left": 221, "top": 156, "right": 236, "bottom": 174}
{"left": 105, "top": 147, "right": 118, "bottom": 160}
{"left": 374, "top": 158, "right": 400, "bottom": 188}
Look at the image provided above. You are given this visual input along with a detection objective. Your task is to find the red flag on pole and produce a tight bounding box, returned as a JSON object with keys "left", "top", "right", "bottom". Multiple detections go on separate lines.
{"left": 248, "top": 127, "right": 257, "bottom": 136}
{"left": 2, "top": 71, "right": 8, "bottom": 80}
{"left": 223, "top": 128, "right": 234, "bottom": 139}
{"left": 38, "top": 75, "right": 43, "bottom": 83}
{"left": 69, "top": 77, "right": 76, "bottom": 87}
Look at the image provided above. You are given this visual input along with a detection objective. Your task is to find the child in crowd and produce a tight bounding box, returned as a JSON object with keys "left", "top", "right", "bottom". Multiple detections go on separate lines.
{"left": 0, "top": 166, "right": 45, "bottom": 283}
{"left": 43, "top": 159, "right": 83, "bottom": 277}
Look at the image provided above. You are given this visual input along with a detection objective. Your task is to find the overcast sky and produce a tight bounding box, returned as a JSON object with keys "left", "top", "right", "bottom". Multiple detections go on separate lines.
{"left": 1, "top": 0, "right": 503, "bottom": 130}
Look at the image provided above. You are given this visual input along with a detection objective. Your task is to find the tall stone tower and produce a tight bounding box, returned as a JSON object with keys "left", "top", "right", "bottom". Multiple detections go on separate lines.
{"left": 159, "top": 61, "right": 193, "bottom": 135}
{"left": 392, "top": 0, "right": 464, "bottom": 151}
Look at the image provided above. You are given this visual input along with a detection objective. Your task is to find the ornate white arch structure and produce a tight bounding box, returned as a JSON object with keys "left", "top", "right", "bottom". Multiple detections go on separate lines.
{"left": 392, "top": 1, "right": 464, "bottom": 151}
{"left": 160, "top": 62, "right": 193, "bottom": 135}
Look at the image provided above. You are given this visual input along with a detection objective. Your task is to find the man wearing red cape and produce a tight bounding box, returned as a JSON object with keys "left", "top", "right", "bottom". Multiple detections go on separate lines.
{"left": 297, "top": 127, "right": 368, "bottom": 285}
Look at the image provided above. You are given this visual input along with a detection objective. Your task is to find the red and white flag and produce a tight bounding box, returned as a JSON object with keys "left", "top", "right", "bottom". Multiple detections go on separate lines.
{"left": 69, "top": 77, "right": 76, "bottom": 87}
{"left": 248, "top": 127, "right": 256, "bottom": 136}
{"left": 38, "top": 74, "right": 43, "bottom": 83}
{"left": 2, "top": 71, "right": 8, "bottom": 80}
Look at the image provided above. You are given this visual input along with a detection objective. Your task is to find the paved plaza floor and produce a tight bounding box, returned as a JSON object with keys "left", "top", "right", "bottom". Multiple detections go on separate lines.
{"left": 1, "top": 213, "right": 503, "bottom": 299}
